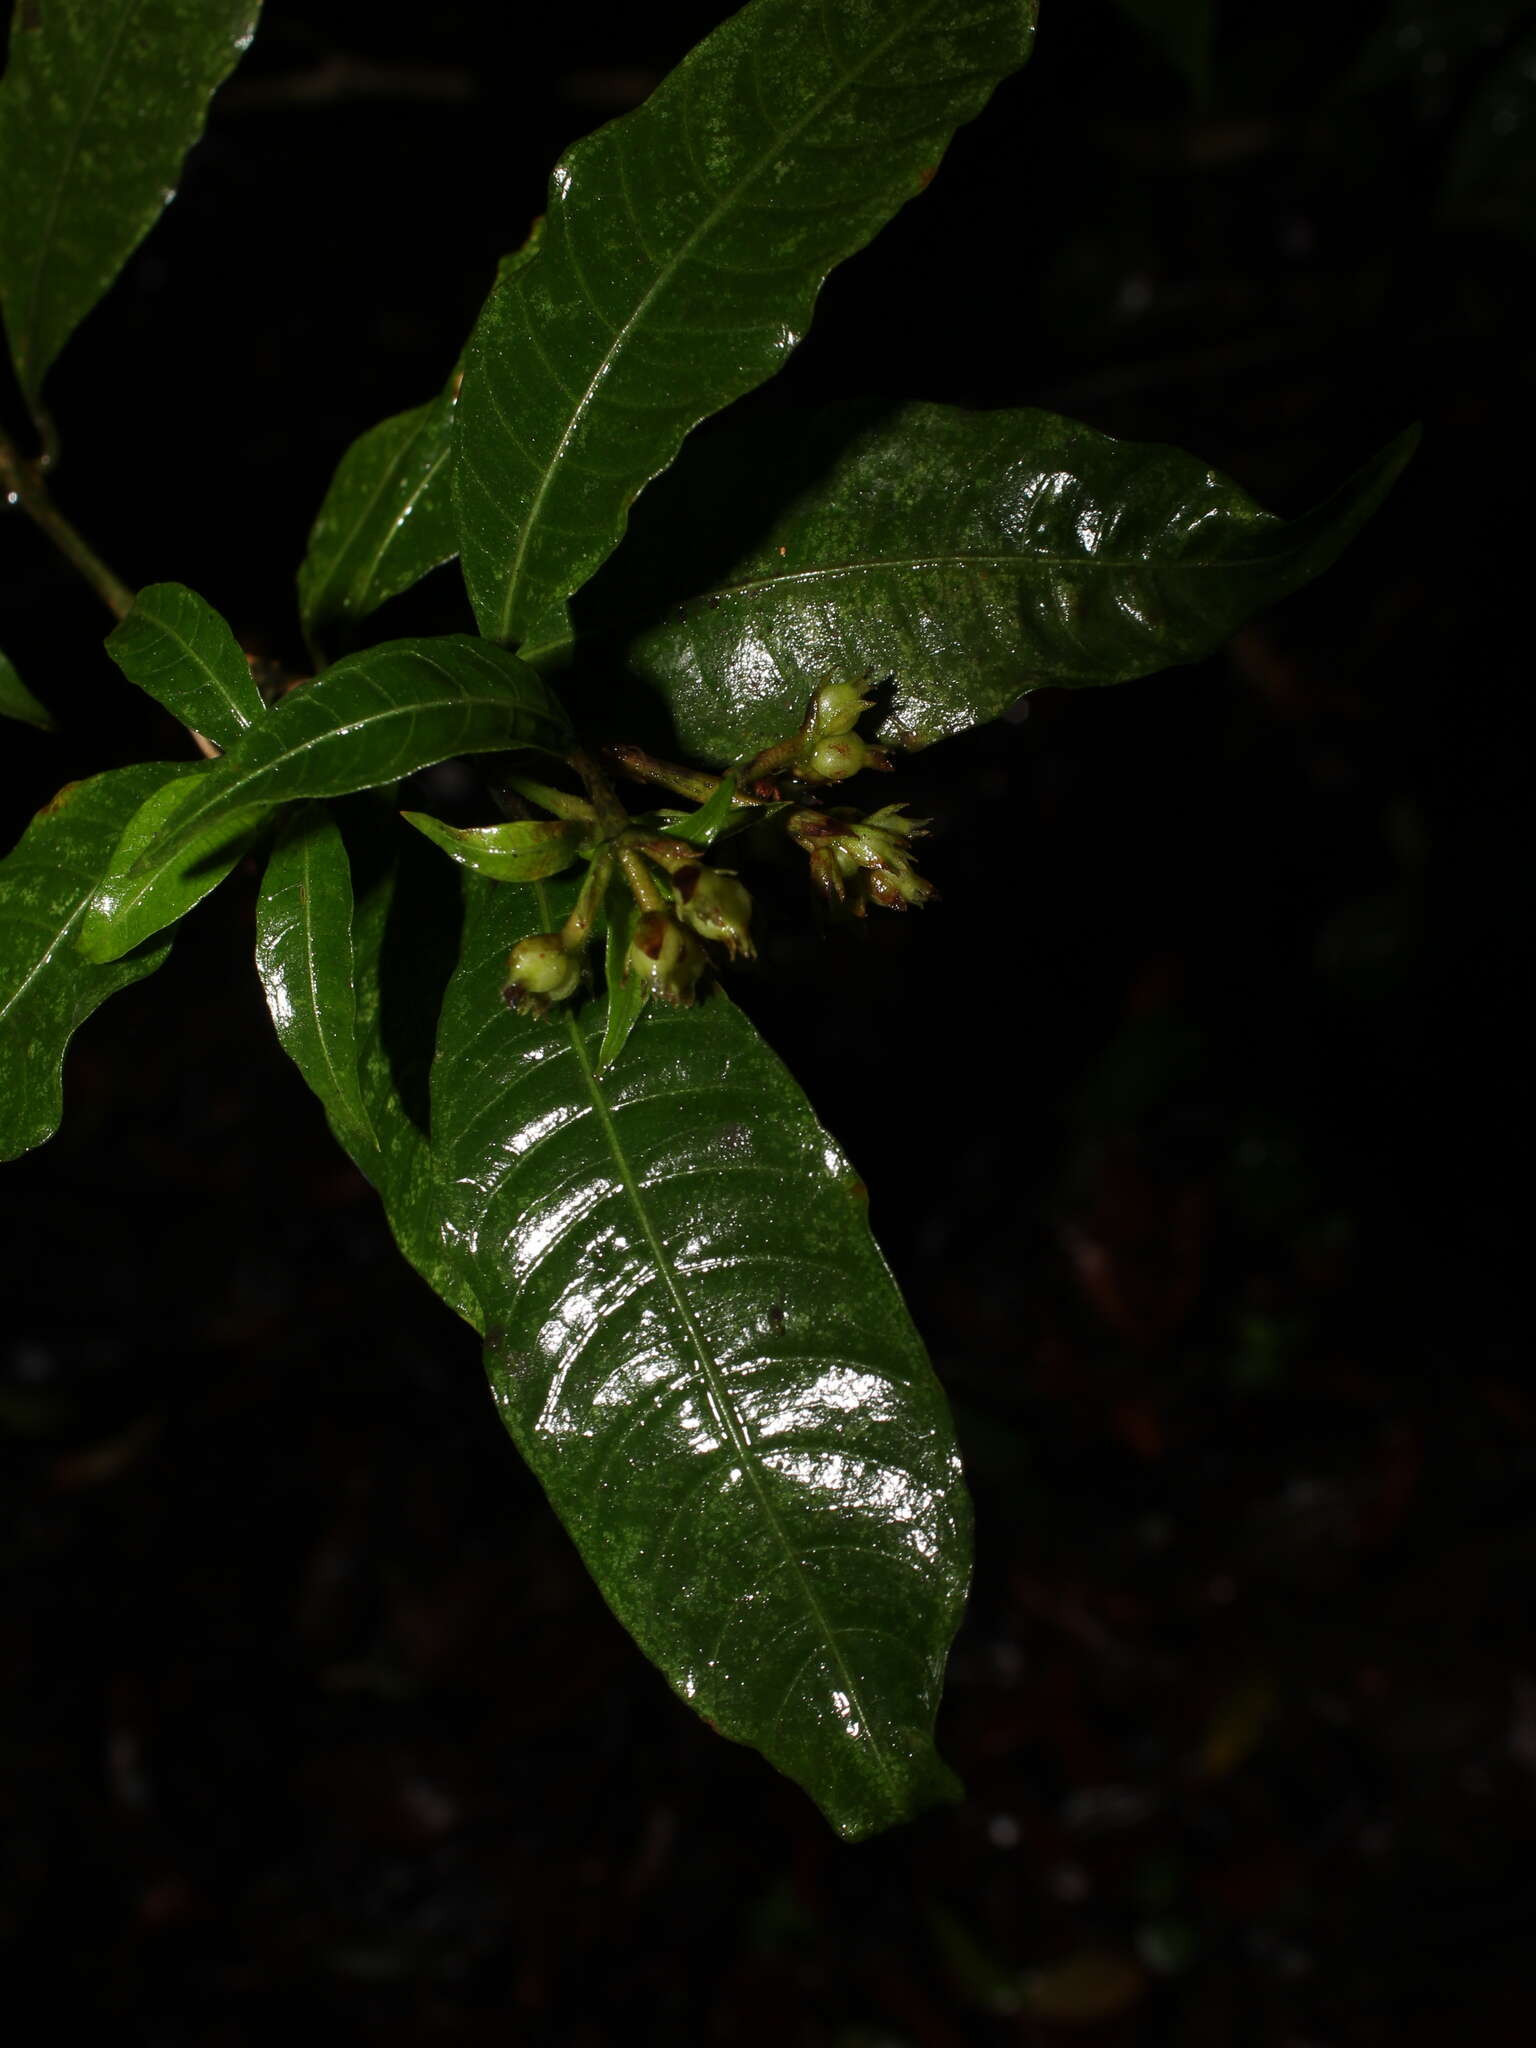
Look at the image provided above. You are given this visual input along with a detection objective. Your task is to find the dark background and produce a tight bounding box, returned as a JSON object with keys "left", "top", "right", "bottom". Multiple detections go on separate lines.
{"left": 1, "top": 1, "right": 1529, "bottom": 2040}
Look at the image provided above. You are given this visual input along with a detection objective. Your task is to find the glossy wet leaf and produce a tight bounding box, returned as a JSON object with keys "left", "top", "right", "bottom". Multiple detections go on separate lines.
{"left": 669, "top": 772, "right": 740, "bottom": 850}
{"left": 0, "top": 763, "right": 189, "bottom": 1160}
{"left": 0, "top": 0, "right": 262, "bottom": 406}
{"left": 79, "top": 758, "right": 256, "bottom": 966}
{"left": 106, "top": 582, "right": 264, "bottom": 748}
{"left": 454, "top": 0, "right": 1037, "bottom": 647}
{"left": 295, "top": 227, "right": 545, "bottom": 646}
{"left": 552, "top": 404, "right": 1417, "bottom": 761}
{"left": 595, "top": 879, "right": 645, "bottom": 1073}
{"left": 429, "top": 872, "right": 971, "bottom": 1839}
{"left": 0, "top": 647, "right": 53, "bottom": 731}
{"left": 297, "top": 392, "right": 457, "bottom": 650}
{"left": 81, "top": 635, "right": 569, "bottom": 961}
{"left": 254, "top": 802, "right": 374, "bottom": 1158}
{"left": 401, "top": 811, "right": 583, "bottom": 883}
{"left": 336, "top": 805, "right": 478, "bottom": 1324}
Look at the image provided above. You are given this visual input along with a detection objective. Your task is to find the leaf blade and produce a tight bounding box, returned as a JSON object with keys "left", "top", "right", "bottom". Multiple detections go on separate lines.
{"left": 294, "top": 223, "right": 547, "bottom": 644}
{"left": 0, "top": 762, "right": 187, "bottom": 1160}
{"left": 555, "top": 404, "right": 1418, "bottom": 760}
{"left": 0, "top": 646, "right": 54, "bottom": 731}
{"left": 431, "top": 874, "right": 971, "bottom": 1839}
{"left": 106, "top": 582, "right": 264, "bottom": 748}
{"left": 80, "top": 635, "right": 570, "bottom": 961}
{"left": 454, "top": 0, "right": 1037, "bottom": 646}
{"left": 0, "top": 0, "right": 262, "bottom": 404}
{"left": 401, "top": 811, "right": 582, "bottom": 883}
{"left": 296, "top": 394, "right": 457, "bottom": 649}
{"left": 254, "top": 802, "right": 375, "bottom": 1157}
{"left": 336, "top": 805, "right": 479, "bottom": 1324}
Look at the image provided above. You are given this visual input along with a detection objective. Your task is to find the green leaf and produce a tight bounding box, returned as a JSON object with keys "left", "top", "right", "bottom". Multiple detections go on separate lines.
{"left": 106, "top": 582, "right": 264, "bottom": 748}
{"left": 595, "top": 878, "right": 645, "bottom": 1074}
{"left": 0, "top": 0, "right": 262, "bottom": 406}
{"left": 0, "top": 762, "right": 187, "bottom": 1160}
{"left": 0, "top": 646, "right": 53, "bottom": 730}
{"left": 294, "top": 226, "right": 548, "bottom": 648}
{"left": 254, "top": 802, "right": 375, "bottom": 1158}
{"left": 77, "top": 758, "right": 257, "bottom": 965}
{"left": 80, "top": 635, "right": 570, "bottom": 962}
{"left": 1109, "top": 0, "right": 1213, "bottom": 97}
{"left": 550, "top": 404, "right": 1418, "bottom": 761}
{"left": 337, "top": 803, "right": 478, "bottom": 1324}
{"left": 401, "top": 811, "right": 583, "bottom": 883}
{"left": 454, "top": 0, "right": 1037, "bottom": 647}
{"left": 296, "top": 392, "right": 458, "bottom": 651}
{"left": 430, "top": 872, "right": 971, "bottom": 1839}
{"left": 669, "top": 771, "right": 740, "bottom": 850}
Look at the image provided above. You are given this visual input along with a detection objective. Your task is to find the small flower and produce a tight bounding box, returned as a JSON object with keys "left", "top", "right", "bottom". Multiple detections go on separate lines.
{"left": 671, "top": 862, "right": 756, "bottom": 959}
{"left": 626, "top": 910, "right": 706, "bottom": 1004}
{"left": 786, "top": 803, "right": 935, "bottom": 915}
{"left": 502, "top": 931, "right": 582, "bottom": 1016}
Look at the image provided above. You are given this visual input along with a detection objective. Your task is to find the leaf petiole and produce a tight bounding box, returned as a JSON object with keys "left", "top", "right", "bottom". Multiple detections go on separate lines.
{"left": 0, "top": 428, "right": 134, "bottom": 621}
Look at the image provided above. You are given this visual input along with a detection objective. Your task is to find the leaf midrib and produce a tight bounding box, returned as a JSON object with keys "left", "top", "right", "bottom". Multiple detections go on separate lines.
{"left": 493, "top": 0, "right": 950, "bottom": 640}
{"left": 295, "top": 821, "right": 375, "bottom": 1150}
{"left": 557, "top": 998, "right": 900, "bottom": 1796}
{"left": 141, "top": 671, "right": 562, "bottom": 875}
{"left": 8, "top": 0, "right": 143, "bottom": 388}
{"left": 307, "top": 404, "right": 451, "bottom": 626}
{"left": 677, "top": 534, "right": 1308, "bottom": 600}
{"left": 0, "top": 870, "right": 109, "bottom": 1025}
{"left": 131, "top": 595, "right": 258, "bottom": 738}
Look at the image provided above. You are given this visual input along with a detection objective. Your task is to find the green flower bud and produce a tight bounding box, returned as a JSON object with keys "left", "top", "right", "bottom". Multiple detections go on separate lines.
{"left": 803, "top": 732, "right": 870, "bottom": 784}
{"left": 626, "top": 910, "right": 706, "bottom": 1005}
{"left": 502, "top": 931, "right": 582, "bottom": 1016}
{"left": 672, "top": 862, "right": 756, "bottom": 959}
{"left": 810, "top": 679, "right": 872, "bottom": 739}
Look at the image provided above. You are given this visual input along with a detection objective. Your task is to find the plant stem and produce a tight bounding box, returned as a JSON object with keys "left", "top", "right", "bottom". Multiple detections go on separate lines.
{"left": 604, "top": 742, "right": 745, "bottom": 807}
{"left": 0, "top": 430, "right": 135, "bottom": 621}
{"left": 569, "top": 746, "right": 630, "bottom": 840}
{"left": 617, "top": 844, "right": 666, "bottom": 913}
{"left": 561, "top": 850, "right": 613, "bottom": 949}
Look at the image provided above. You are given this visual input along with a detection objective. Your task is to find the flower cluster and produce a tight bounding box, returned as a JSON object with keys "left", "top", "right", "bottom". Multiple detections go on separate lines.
{"left": 785, "top": 803, "right": 936, "bottom": 914}
{"left": 499, "top": 674, "right": 934, "bottom": 1024}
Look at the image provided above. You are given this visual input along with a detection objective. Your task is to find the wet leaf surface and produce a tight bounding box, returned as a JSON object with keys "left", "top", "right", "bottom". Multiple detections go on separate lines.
{"left": 550, "top": 403, "right": 1417, "bottom": 761}
{"left": 0, "top": 0, "right": 262, "bottom": 404}
{"left": 400, "top": 811, "right": 583, "bottom": 884}
{"left": 0, "top": 762, "right": 189, "bottom": 1159}
{"left": 297, "top": 393, "right": 457, "bottom": 651}
{"left": 428, "top": 871, "right": 971, "bottom": 1839}
{"left": 454, "top": 0, "right": 1037, "bottom": 646}
{"left": 106, "top": 582, "right": 264, "bottom": 748}
{"left": 80, "top": 636, "right": 568, "bottom": 961}
{"left": 254, "top": 802, "right": 373, "bottom": 1159}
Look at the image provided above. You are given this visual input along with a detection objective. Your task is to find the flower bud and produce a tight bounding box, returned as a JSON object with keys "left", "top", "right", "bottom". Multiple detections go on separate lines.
{"left": 502, "top": 931, "right": 582, "bottom": 1016}
{"left": 803, "top": 733, "right": 870, "bottom": 784}
{"left": 672, "top": 862, "right": 756, "bottom": 959}
{"left": 810, "top": 679, "right": 872, "bottom": 739}
{"left": 626, "top": 910, "right": 706, "bottom": 1005}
